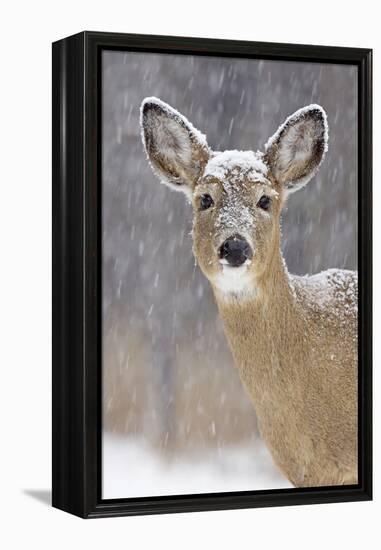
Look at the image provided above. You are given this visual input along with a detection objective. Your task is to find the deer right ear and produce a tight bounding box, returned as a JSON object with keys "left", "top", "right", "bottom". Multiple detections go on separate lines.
{"left": 140, "top": 97, "right": 210, "bottom": 198}
{"left": 264, "top": 105, "right": 329, "bottom": 194}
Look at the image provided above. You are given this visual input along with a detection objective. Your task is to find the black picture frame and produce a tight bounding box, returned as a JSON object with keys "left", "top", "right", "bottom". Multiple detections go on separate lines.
{"left": 52, "top": 31, "right": 372, "bottom": 519}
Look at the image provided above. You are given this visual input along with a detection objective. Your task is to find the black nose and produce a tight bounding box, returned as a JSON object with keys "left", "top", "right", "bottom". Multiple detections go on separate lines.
{"left": 219, "top": 234, "right": 253, "bottom": 267}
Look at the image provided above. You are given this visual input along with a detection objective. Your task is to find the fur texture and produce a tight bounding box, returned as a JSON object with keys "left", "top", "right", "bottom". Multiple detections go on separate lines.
{"left": 140, "top": 97, "right": 210, "bottom": 198}
{"left": 265, "top": 105, "right": 328, "bottom": 194}
{"left": 140, "top": 99, "right": 357, "bottom": 487}
{"left": 215, "top": 261, "right": 357, "bottom": 487}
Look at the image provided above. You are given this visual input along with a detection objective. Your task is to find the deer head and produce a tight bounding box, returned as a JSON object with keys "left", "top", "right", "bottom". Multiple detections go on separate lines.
{"left": 140, "top": 98, "right": 328, "bottom": 297}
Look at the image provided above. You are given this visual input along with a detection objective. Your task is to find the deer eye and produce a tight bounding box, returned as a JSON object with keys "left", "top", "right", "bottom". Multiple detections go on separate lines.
{"left": 257, "top": 195, "right": 271, "bottom": 211}
{"left": 200, "top": 193, "right": 214, "bottom": 210}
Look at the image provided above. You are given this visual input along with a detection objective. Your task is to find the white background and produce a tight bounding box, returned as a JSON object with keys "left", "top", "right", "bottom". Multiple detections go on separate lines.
{"left": 0, "top": 1, "right": 378, "bottom": 548}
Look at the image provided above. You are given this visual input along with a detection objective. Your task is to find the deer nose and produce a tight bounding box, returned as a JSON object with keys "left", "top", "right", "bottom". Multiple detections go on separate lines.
{"left": 219, "top": 234, "right": 253, "bottom": 267}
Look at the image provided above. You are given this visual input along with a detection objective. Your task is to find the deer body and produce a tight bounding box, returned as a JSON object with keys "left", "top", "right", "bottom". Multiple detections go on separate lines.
{"left": 215, "top": 264, "right": 357, "bottom": 486}
{"left": 140, "top": 97, "right": 358, "bottom": 487}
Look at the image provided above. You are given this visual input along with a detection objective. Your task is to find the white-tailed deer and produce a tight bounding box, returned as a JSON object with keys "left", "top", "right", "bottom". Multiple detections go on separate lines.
{"left": 140, "top": 97, "right": 358, "bottom": 487}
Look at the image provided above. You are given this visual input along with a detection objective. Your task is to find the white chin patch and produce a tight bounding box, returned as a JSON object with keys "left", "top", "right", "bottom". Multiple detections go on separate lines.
{"left": 215, "top": 260, "right": 254, "bottom": 296}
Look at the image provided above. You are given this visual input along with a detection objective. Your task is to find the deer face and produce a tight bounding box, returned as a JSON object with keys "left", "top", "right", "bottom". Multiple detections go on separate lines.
{"left": 141, "top": 98, "right": 328, "bottom": 297}
{"left": 191, "top": 150, "right": 283, "bottom": 294}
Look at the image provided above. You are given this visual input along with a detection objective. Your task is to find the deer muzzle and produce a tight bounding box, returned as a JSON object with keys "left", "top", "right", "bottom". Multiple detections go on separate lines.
{"left": 218, "top": 234, "right": 253, "bottom": 267}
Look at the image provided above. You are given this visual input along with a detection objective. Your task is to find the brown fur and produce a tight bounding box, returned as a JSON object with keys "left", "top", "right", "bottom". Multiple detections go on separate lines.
{"left": 215, "top": 250, "right": 357, "bottom": 487}
{"left": 141, "top": 98, "right": 358, "bottom": 487}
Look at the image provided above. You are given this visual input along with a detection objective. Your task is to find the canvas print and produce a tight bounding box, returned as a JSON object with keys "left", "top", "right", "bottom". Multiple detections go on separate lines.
{"left": 102, "top": 51, "right": 358, "bottom": 498}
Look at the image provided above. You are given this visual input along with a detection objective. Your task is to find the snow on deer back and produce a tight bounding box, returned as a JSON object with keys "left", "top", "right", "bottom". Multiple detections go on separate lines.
{"left": 140, "top": 97, "right": 358, "bottom": 488}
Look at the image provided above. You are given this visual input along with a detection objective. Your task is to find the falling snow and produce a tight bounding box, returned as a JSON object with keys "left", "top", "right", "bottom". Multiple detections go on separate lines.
{"left": 102, "top": 50, "right": 358, "bottom": 498}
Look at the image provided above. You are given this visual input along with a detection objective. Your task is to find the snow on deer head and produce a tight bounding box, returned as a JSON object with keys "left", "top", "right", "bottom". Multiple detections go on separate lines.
{"left": 140, "top": 97, "right": 328, "bottom": 297}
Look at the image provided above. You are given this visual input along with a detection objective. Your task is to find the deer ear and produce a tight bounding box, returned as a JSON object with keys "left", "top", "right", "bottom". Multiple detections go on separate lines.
{"left": 140, "top": 97, "right": 210, "bottom": 198}
{"left": 264, "top": 105, "right": 328, "bottom": 194}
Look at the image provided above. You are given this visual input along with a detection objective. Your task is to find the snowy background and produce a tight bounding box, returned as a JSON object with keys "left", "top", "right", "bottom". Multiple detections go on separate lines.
{"left": 102, "top": 51, "right": 357, "bottom": 499}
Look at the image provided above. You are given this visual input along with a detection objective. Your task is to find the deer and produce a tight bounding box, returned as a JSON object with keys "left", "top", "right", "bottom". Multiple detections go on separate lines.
{"left": 140, "top": 97, "right": 358, "bottom": 488}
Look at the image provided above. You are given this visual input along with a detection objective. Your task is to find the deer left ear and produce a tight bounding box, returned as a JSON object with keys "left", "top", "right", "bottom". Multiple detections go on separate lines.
{"left": 264, "top": 105, "right": 328, "bottom": 194}
{"left": 140, "top": 97, "right": 210, "bottom": 198}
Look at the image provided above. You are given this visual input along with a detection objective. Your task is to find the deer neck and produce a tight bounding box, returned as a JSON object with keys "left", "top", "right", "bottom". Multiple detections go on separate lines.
{"left": 212, "top": 242, "right": 305, "bottom": 400}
